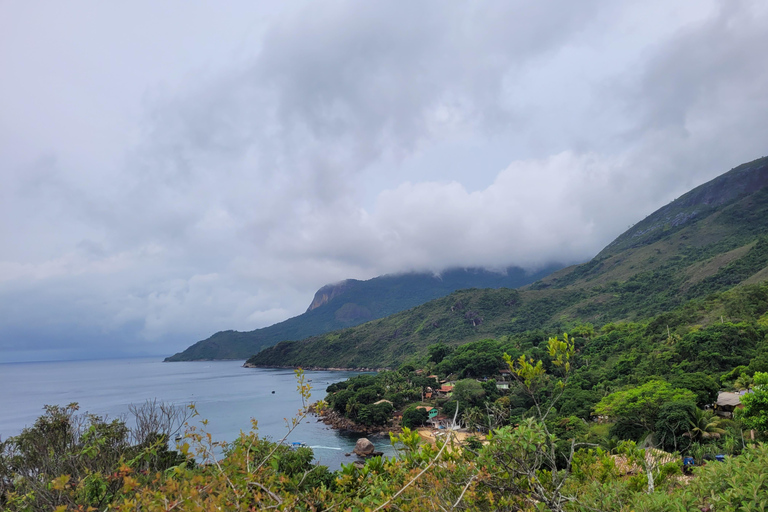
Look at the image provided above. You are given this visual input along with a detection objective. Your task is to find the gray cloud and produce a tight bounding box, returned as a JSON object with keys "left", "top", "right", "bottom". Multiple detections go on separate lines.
{"left": 1, "top": 0, "right": 766, "bottom": 361}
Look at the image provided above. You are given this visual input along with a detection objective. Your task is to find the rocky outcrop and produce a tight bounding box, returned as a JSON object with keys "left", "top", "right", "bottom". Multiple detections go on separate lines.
{"left": 306, "top": 280, "right": 354, "bottom": 312}
{"left": 311, "top": 404, "right": 400, "bottom": 435}
{"left": 598, "top": 156, "right": 768, "bottom": 258}
{"left": 353, "top": 438, "right": 375, "bottom": 456}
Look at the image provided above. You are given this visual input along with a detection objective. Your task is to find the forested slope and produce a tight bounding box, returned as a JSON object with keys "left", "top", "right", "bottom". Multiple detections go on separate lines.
{"left": 248, "top": 156, "right": 768, "bottom": 369}
{"left": 165, "top": 265, "right": 560, "bottom": 360}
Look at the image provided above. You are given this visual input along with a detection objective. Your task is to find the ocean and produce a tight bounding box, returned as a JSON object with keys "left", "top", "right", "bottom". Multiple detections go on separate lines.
{"left": 0, "top": 358, "right": 396, "bottom": 470}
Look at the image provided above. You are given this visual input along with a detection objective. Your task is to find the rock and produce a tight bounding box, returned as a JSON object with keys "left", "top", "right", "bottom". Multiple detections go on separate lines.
{"left": 353, "top": 437, "right": 375, "bottom": 456}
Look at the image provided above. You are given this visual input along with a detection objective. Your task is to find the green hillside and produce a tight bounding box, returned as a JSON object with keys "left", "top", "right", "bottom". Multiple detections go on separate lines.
{"left": 164, "top": 265, "right": 560, "bottom": 360}
{"left": 247, "top": 156, "right": 768, "bottom": 369}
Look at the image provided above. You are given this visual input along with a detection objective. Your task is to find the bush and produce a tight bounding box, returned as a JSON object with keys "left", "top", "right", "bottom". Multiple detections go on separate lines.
{"left": 357, "top": 402, "right": 394, "bottom": 427}
{"left": 401, "top": 406, "right": 429, "bottom": 429}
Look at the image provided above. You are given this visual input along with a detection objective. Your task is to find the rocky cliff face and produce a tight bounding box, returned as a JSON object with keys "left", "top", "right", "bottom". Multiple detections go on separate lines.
{"left": 598, "top": 156, "right": 768, "bottom": 258}
{"left": 306, "top": 280, "right": 355, "bottom": 312}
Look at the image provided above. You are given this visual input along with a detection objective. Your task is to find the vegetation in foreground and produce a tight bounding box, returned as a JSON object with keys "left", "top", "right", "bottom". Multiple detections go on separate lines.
{"left": 4, "top": 342, "right": 768, "bottom": 511}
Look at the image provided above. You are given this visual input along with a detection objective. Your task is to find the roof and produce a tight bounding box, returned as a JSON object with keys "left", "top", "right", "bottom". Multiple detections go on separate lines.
{"left": 439, "top": 385, "right": 454, "bottom": 392}
{"left": 717, "top": 392, "right": 742, "bottom": 407}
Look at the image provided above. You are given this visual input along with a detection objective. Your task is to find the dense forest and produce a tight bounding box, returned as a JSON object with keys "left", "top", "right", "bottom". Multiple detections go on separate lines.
{"left": 4, "top": 331, "right": 768, "bottom": 511}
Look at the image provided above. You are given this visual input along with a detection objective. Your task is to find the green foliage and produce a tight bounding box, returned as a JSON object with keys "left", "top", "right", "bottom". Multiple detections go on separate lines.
{"left": 736, "top": 371, "right": 768, "bottom": 432}
{"left": 670, "top": 372, "right": 720, "bottom": 407}
{"left": 357, "top": 402, "right": 394, "bottom": 427}
{"left": 0, "top": 402, "right": 189, "bottom": 511}
{"left": 427, "top": 342, "right": 452, "bottom": 363}
{"left": 595, "top": 380, "right": 697, "bottom": 432}
{"left": 172, "top": 266, "right": 557, "bottom": 361}
{"left": 451, "top": 379, "right": 486, "bottom": 408}
{"left": 654, "top": 400, "right": 697, "bottom": 452}
{"left": 687, "top": 407, "right": 726, "bottom": 442}
{"left": 401, "top": 406, "right": 429, "bottom": 430}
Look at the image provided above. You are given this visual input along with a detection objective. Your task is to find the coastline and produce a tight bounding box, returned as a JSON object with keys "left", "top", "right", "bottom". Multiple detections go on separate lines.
{"left": 310, "top": 402, "right": 402, "bottom": 436}
{"left": 310, "top": 403, "right": 475, "bottom": 452}
{"left": 243, "top": 362, "right": 389, "bottom": 372}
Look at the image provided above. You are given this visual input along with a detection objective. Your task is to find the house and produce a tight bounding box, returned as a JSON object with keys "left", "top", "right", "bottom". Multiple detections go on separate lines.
{"left": 437, "top": 384, "right": 454, "bottom": 397}
{"left": 428, "top": 413, "right": 451, "bottom": 429}
{"left": 714, "top": 391, "right": 744, "bottom": 418}
{"left": 496, "top": 382, "right": 509, "bottom": 390}
{"left": 416, "top": 406, "right": 439, "bottom": 420}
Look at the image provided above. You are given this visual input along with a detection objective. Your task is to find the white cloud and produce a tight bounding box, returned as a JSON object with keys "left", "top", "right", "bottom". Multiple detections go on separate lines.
{"left": 0, "top": 0, "right": 766, "bottom": 361}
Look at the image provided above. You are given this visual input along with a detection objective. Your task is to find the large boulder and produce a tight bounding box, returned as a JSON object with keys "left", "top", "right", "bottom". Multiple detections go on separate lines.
{"left": 353, "top": 437, "right": 375, "bottom": 456}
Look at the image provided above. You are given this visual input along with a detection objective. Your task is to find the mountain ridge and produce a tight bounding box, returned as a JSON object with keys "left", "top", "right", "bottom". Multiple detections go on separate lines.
{"left": 247, "top": 156, "right": 768, "bottom": 369}
{"left": 164, "top": 265, "right": 562, "bottom": 361}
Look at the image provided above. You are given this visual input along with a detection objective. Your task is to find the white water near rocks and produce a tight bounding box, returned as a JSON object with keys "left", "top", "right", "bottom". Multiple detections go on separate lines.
{"left": 0, "top": 358, "right": 395, "bottom": 470}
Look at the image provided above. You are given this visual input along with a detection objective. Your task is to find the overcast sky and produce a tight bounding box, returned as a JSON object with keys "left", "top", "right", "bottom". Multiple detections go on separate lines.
{"left": 1, "top": 1, "right": 767, "bottom": 362}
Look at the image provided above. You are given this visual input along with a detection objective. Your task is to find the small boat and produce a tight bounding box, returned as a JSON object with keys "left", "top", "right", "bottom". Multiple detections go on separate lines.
{"left": 271, "top": 390, "right": 275, "bottom": 394}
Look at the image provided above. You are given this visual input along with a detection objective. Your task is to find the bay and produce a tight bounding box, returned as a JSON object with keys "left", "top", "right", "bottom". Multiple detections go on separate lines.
{"left": 0, "top": 358, "right": 396, "bottom": 470}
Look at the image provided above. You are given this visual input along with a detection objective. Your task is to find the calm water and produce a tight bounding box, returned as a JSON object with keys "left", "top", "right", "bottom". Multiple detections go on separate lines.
{"left": 0, "top": 358, "right": 395, "bottom": 470}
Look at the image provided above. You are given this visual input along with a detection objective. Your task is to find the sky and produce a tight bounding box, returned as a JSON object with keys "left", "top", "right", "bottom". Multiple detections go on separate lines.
{"left": 1, "top": 1, "right": 767, "bottom": 362}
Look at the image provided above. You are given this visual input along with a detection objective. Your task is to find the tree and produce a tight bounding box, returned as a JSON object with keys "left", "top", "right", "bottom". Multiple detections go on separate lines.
{"left": 478, "top": 333, "right": 577, "bottom": 511}
{"left": 427, "top": 342, "right": 453, "bottom": 364}
{"left": 401, "top": 406, "right": 429, "bottom": 429}
{"left": 594, "top": 380, "right": 697, "bottom": 433}
{"left": 654, "top": 400, "right": 697, "bottom": 452}
{"left": 670, "top": 372, "right": 720, "bottom": 408}
{"left": 736, "top": 371, "right": 768, "bottom": 432}
{"left": 686, "top": 408, "right": 725, "bottom": 442}
{"left": 358, "top": 402, "right": 394, "bottom": 427}
{"left": 451, "top": 379, "right": 485, "bottom": 407}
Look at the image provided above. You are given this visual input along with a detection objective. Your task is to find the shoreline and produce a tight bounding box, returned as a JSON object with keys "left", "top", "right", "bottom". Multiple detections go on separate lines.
{"left": 243, "top": 362, "right": 390, "bottom": 372}
{"left": 310, "top": 403, "right": 402, "bottom": 436}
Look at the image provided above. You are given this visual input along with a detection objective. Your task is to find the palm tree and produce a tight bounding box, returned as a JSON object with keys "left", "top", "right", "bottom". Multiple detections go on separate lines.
{"left": 686, "top": 408, "right": 725, "bottom": 442}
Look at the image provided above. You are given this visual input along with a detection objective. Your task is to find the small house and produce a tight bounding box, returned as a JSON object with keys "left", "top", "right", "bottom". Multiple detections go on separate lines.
{"left": 714, "top": 392, "right": 743, "bottom": 418}
{"left": 416, "top": 406, "right": 439, "bottom": 420}
{"left": 428, "top": 413, "right": 451, "bottom": 428}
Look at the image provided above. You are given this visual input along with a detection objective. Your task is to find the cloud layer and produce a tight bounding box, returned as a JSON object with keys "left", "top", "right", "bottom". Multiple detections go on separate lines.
{"left": 1, "top": 0, "right": 767, "bottom": 361}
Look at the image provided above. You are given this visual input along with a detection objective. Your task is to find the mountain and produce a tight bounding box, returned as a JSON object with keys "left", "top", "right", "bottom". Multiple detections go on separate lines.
{"left": 164, "top": 265, "right": 562, "bottom": 361}
{"left": 247, "top": 156, "right": 768, "bottom": 369}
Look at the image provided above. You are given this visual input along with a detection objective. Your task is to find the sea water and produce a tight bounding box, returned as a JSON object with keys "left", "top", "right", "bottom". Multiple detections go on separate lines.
{"left": 0, "top": 358, "right": 396, "bottom": 470}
